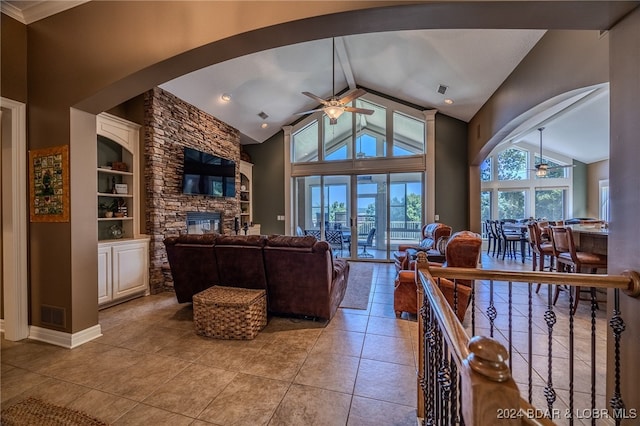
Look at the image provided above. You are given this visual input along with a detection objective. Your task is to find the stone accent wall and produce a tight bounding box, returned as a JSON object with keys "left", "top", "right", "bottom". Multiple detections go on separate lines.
{"left": 144, "top": 87, "right": 241, "bottom": 293}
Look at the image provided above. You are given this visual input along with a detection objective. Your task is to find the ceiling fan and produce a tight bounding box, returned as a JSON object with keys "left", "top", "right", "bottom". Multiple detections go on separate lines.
{"left": 531, "top": 127, "right": 575, "bottom": 177}
{"left": 296, "top": 38, "right": 374, "bottom": 124}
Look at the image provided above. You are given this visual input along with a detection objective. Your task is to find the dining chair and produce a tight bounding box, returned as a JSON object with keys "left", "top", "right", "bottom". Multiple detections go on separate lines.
{"left": 358, "top": 227, "right": 376, "bottom": 258}
{"left": 303, "top": 229, "right": 321, "bottom": 240}
{"left": 498, "top": 221, "right": 523, "bottom": 260}
{"left": 528, "top": 222, "right": 556, "bottom": 294}
{"left": 488, "top": 220, "right": 502, "bottom": 257}
{"left": 325, "top": 229, "right": 345, "bottom": 257}
{"left": 549, "top": 226, "right": 607, "bottom": 314}
{"left": 484, "top": 220, "right": 495, "bottom": 255}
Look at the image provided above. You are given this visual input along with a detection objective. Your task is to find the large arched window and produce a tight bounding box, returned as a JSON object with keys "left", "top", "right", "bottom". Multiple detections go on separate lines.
{"left": 284, "top": 92, "right": 435, "bottom": 261}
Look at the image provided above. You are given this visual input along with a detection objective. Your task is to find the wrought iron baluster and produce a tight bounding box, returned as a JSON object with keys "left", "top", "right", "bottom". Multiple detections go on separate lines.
{"left": 435, "top": 322, "right": 443, "bottom": 425}
{"left": 438, "top": 340, "right": 451, "bottom": 425}
{"left": 508, "top": 280, "right": 513, "bottom": 372}
{"left": 569, "top": 285, "right": 575, "bottom": 426}
{"left": 423, "top": 294, "right": 436, "bottom": 426}
{"left": 450, "top": 357, "right": 459, "bottom": 426}
{"left": 488, "top": 280, "right": 497, "bottom": 337}
{"left": 419, "top": 297, "right": 429, "bottom": 426}
{"left": 609, "top": 289, "right": 626, "bottom": 426}
{"left": 471, "top": 280, "right": 476, "bottom": 337}
{"left": 528, "top": 281, "right": 533, "bottom": 404}
{"left": 590, "top": 286, "right": 598, "bottom": 426}
{"left": 544, "top": 283, "right": 557, "bottom": 413}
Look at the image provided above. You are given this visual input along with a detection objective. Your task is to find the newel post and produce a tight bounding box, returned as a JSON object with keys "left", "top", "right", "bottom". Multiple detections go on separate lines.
{"left": 460, "top": 336, "right": 521, "bottom": 425}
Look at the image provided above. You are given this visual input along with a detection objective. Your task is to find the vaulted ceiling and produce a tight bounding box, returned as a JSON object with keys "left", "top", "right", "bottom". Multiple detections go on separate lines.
{"left": 2, "top": 0, "right": 613, "bottom": 164}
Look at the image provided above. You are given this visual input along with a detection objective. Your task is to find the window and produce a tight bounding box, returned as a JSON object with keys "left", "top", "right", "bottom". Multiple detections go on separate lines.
{"left": 393, "top": 111, "right": 425, "bottom": 156}
{"left": 481, "top": 158, "right": 492, "bottom": 182}
{"left": 599, "top": 179, "right": 610, "bottom": 222}
{"left": 535, "top": 188, "right": 566, "bottom": 221}
{"left": 293, "top": 121, "right": 318, "bottom": 162}
{"left": 534, "top": 155, "right": 568, "bottom": 179}
{"left": 498, "top": 190, "right": 526, "bottom": 220}
{"left": 498, "top": 148, "right": 528, "bottom": 181}
{"left": 481, "top": 191, "right": 491, "bottom": 222}
{"left": 323, "top": 114, "right": 352, "bottom": 160}
{"left": 355, "top": 99, "right": 386, "bottom": 158}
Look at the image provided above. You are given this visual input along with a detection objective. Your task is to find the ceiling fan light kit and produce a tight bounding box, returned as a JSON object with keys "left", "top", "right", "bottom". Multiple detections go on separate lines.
{"left": 531, "top": 127, "right": 574, "bottom": 177}
{"left": 297, "top": 38, "right": 374, "bottom": 124}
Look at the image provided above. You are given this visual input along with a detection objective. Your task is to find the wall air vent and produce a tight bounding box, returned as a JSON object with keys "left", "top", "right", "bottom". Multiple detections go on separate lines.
{"left": 41, "top": 305, "right": 66, "bottom": 328}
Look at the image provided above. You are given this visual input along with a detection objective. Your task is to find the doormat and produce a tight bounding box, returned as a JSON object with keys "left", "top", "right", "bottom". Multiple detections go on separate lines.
{"left": 0, "top": 397, "right": 109, "bottom": 426}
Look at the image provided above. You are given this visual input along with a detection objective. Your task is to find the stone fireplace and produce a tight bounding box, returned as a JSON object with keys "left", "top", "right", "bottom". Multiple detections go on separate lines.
{"left": 144, "top": 87, "right": 241, "bottom": 293}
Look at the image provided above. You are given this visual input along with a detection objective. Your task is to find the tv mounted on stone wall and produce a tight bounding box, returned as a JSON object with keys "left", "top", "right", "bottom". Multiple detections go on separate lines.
{"left": 182, "top": 147, "right": 236, "bottom": 197}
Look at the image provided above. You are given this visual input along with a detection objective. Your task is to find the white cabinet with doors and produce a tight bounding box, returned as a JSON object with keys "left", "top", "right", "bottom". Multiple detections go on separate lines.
{"left": 98, "top": 238, "right": 150, "bottom": 307}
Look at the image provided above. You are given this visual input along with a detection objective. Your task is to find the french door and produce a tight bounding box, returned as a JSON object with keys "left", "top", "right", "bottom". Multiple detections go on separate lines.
{"left": 293, "top": 172, "right": 423, "bottom": 260}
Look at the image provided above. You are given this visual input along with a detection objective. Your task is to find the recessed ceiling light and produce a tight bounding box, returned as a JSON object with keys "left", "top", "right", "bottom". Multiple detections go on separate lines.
{"left": 221, "top": 93, "right": 231, "bottom": 102}
{"left": 261, "top": 123, "right": 268, "bottom": 129}
{"left": 444, "top": 98, "right": 454, "bottom": 105}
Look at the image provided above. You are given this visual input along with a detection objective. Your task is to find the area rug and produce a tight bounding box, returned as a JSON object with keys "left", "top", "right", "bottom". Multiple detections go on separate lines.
{"left": 0, "top": 397, "right": 109, "bottom": 426}
{"left": 340, "top": 261, "right": 374, "bottom": 309}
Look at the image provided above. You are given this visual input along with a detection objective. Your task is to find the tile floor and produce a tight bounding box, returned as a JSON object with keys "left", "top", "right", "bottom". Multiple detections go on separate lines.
{"left": 1, "top": 254, "right": 610, "bottom": 425}
{"left": 1, "top": 262, "right": 420, "bottom": 425}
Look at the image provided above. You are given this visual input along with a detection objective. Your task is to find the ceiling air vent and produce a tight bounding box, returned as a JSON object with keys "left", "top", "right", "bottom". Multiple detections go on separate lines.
{"left": 437, "top": 84, "right": 448, "bottom": 95}
{"left": 257, "top": 111, "right": 269, "bottom": 120}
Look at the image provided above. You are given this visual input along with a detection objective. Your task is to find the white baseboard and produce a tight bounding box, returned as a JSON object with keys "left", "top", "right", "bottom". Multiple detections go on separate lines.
{"left": 29, "top": 324, "right": 102, "bottom": 349}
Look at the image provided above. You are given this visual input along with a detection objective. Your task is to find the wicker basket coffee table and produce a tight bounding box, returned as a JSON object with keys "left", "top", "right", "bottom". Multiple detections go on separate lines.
{"left": 193, "top": 286, "right": 267, "bottom": 340}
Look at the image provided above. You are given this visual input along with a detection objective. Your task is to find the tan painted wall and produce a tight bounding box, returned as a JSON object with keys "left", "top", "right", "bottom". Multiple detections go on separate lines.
{"left": 0, "top": 14, "right": 27, "bottom": 102}
{"left": 587, "top": 160, "right": 609, "bottom": 219}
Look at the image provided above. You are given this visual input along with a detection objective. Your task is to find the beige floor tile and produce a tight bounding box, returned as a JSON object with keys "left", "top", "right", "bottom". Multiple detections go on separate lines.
{"left": 195, "top": 338, "right": 265, "bottom": 372}
{"left": 9, "top": 377, "right": 92, "bottom": 408}
{"left": 67, "top": 389, "right": 138, "bottom": 424}
{"left": 117, "top": 325, "right": 190, "bottom": 353}
{"left": 0, "top": 366, "right": 51, "bottom": 405}
{"left": 361, "top": 334, "right": 415, "bottom": 367}
{"left": 294, "top": 352, "right": 359, "bottom": 393}
{"left": 366, "top": 316, "right": 412, "bottom": 339}
{"left": 354, "top": 359, "right": 417, "bottom": 407}
{"left": 242, "top": 343, "right": 309, "bottom": 381}
{"left": 143, "top": 363, "right": 237, "bottom": 418}
{"left": 311, "top": 329, "right": 365, "bottom": 357}
{"left": 113, "top": 402, "right": 194, "bottom": 425}
{"left": 269, "top": 383, "right": 351, "bottom": 426}
{"left": 369, "top": 302, "right": 398, "bottom": 319}
{"left": 97, "top": 353, "right": 189, "bottom": 401}
{"left": 347, "top": 395, "right": 417, "bottom": 426}
{"left": 323, "top": 311, "right": 369, "bottom": 333}
{"left": 198, "top": 373, "right": 289, "bottom": 425}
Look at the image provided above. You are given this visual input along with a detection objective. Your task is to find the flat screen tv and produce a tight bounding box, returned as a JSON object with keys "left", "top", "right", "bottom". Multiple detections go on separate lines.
{"left": 182, "top": 147, "right": 236, "bottom": 197}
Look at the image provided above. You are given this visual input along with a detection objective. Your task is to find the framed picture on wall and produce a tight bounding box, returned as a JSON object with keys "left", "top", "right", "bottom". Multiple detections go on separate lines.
{"left": 29, "top": 145, "right": 70, "bottom": 222}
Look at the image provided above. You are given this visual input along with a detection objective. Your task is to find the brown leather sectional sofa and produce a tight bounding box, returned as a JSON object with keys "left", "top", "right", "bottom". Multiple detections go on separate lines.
{"left": 164, "top": 234, "right": 349, "bottom": 321}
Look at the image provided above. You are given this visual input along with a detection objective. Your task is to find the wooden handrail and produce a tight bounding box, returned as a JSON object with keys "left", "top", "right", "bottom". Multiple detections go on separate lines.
{"left": 428, "top": 266, "right": 640, "bottom": 296}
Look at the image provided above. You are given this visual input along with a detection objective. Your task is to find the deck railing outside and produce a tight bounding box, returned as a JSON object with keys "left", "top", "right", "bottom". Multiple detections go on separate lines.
{"left": 414, "top": 252, "right": 640, "bottom": 425}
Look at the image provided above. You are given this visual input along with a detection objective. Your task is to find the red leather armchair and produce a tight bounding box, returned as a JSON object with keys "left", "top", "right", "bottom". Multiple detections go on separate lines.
{"left": 393, "top": 223, "right": 452, "bottom": 272}
{"left": 394, "top": 230, "right": 482, "bottom": 321}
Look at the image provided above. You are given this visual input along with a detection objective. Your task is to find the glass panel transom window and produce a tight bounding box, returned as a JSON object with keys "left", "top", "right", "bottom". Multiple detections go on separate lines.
{"left": 355, "top": 99, "right": 386, "bottom": 158}
{"left": 393, "top": 111, "right": 425, "bottom": 156}
{"left": 323, "top": 114, "right": 352, "bottom": 160}
{"left": 498, "top": 148, "right": 528, "bottom": 181}
{"left": 293, "top": 121, "right": 319, "bottom": 162}
{"left": 534, "top": 154, "right": 568, "bottom": 179}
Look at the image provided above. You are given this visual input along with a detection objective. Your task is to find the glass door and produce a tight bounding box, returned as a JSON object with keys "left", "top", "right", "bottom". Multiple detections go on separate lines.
{"left": 354, "top": 175, "right": 387, "bottom": 260}
{"left": 294, "top": 172, "right": 423, "bottom": 261}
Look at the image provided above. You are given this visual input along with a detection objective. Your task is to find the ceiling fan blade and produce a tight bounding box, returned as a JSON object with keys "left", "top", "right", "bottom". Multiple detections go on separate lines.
{"left": 302, "top": 91, "right": 329, "bottom": 106}
{"left": 546, "top": 164, "right": 576, "bottom": 170}
{"left": 338, "top": 88, "right": 366, "bottom": 105}
{"left": 295, "top": 108, "right": 324, "bottom": 116}
{"left": 343, "top": 106, "right": 374, "bottom": 115}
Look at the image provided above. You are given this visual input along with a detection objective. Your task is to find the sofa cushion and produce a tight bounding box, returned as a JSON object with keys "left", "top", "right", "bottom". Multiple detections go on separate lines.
{"left": 215, "top": 234, "right": 266, "bottom": 247}
{"left": 266, "top": 235, "right": 316, "bottom": 248}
